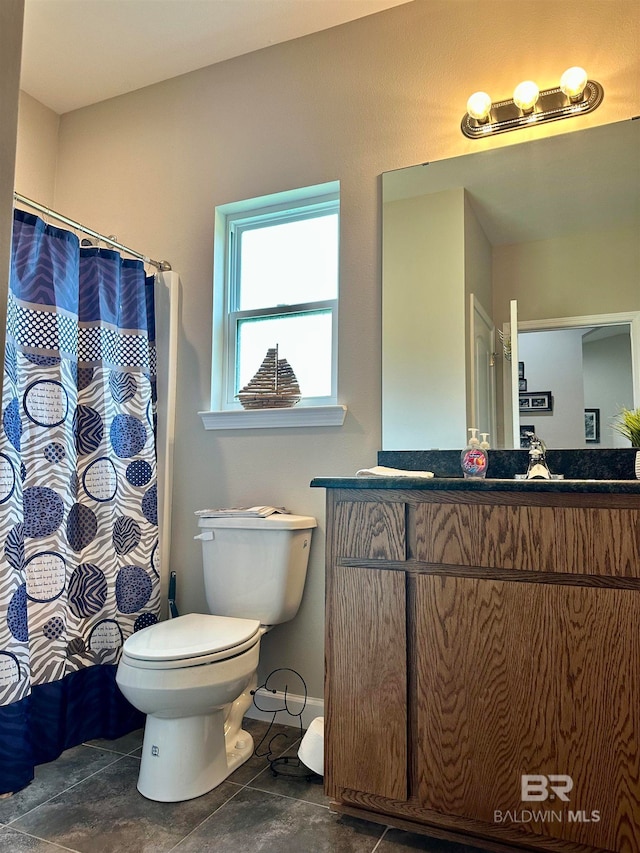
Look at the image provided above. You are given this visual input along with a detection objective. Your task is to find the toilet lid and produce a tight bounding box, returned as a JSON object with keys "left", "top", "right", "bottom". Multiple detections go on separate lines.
{"left": 122, "top": 613, "right": 261, "bottom": 665}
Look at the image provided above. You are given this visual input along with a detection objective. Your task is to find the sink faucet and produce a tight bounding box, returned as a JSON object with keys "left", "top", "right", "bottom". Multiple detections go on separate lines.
{"left": 525, "top": 433, "right": 552, "bottom": 480}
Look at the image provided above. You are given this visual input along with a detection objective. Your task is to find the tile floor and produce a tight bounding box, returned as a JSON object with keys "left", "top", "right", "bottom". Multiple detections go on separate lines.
{"left": 0, "top": 719, "right": 484, "bottom": 853}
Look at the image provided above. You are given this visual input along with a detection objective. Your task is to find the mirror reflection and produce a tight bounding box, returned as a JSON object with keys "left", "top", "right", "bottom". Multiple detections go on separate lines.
{"left": 382, "top": 120, "right": 640, "bottom": 450}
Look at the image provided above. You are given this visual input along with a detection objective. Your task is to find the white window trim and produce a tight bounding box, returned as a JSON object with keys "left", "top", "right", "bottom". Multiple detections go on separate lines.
{"left": 203, "top": 181, "right": 346, "bottom": 430}
{"left": 199, "top": 404, "right": 347, "bottom": 430}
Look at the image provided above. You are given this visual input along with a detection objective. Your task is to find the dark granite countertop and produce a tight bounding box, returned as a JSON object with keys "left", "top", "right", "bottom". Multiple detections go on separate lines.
{"left": 312, "top": 449, "right": 640, "bottom": 493}
{"left": 377, "top": 448, "right": 640, "bottom": 480}
{"left": 310, "top": 476, "right": 640, "bottom": 493}
{"left": 311, "top": 447, "right": 640, "bottom": 494}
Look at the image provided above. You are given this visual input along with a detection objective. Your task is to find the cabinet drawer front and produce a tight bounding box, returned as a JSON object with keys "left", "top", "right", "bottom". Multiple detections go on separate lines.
{"left": 415, "top": 502, "right": 555, "bottom": 571}
{"left": 557, "top": 507, "right": 640, "bottom": 577}
{"left": 415, "top": 502, "right": 640, "bottom": 577}
{"left": 334, "top": 500, "right": 406, "bottom": 561}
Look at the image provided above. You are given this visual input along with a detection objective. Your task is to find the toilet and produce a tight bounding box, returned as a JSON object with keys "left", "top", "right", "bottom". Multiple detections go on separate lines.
{"left": 115, "top": 512, "right": 316, "bottom": 802}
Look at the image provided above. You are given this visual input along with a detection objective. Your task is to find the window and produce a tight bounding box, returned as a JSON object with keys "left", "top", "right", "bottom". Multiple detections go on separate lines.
{"left": 212, "top": 183, "right": 339, "bottom": 414}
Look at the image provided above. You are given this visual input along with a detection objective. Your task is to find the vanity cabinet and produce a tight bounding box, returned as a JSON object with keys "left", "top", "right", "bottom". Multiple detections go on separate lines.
{"left": 321, "top": 485, "right": 640, "bottom": 853}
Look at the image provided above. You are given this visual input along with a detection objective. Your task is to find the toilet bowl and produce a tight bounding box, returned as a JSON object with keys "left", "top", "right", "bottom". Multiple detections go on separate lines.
{"left": 117, "top": 612, "right": 262, "bottom": 801}
{"left": 116, "top": 512, "right": 316, "bottom": 802}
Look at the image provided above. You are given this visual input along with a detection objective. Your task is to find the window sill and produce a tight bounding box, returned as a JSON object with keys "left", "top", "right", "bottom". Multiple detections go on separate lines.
{"left": 199, "top": 405, "right": 347, "bottom": 430}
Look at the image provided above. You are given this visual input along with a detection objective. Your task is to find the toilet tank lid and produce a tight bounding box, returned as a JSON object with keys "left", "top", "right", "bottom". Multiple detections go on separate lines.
{"left": 197, "top": 513, "right": 317, "bottom": 530}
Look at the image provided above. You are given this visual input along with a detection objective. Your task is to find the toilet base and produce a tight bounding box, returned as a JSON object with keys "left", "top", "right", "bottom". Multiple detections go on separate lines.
{"left": 137, "top": 710, "right": 254, "bottom": 802}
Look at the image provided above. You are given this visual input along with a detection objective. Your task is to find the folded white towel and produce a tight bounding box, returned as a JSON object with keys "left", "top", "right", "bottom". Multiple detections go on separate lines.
{"left": 195, "top": 506, "right": 288, "bottom": 518}
{"left": 356, "top": 465, "right": 434, "bottom": 479}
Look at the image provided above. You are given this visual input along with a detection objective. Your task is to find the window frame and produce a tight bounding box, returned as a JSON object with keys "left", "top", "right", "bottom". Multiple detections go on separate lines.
{"left": 213, "top": 185, "right": 340, "bottom": 412}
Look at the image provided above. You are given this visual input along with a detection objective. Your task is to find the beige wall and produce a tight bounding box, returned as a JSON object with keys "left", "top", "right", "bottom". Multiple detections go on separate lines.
{"left": 518, "top": 328, "right": 586, "bottom": 447}
{"left": 14, "top": 0, "right": 640, "bottom": 698}
{"left": 383, "top": 188, "right": 466, "bottom": 448}
{"left": 493, "top": 224, "right": 640, "bottom": 328}
{"left": 15, "top": 91, "right": 59, "bottom": 206}
{"left": 464, "top": 193, "right": 493, "bottom": 430}
{"left": 1, "top": 0, "right": 24, "bottom": 398}
{"left": 583, "top": 331, "right": 634, "bottom": 447}
{"left": 464, "top": 194, "right": 492, "bottom": 319}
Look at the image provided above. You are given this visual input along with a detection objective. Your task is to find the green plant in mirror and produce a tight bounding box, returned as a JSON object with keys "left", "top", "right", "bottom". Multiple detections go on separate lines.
{"left": 612, "top": 407, "right": 640, "bottom": 447}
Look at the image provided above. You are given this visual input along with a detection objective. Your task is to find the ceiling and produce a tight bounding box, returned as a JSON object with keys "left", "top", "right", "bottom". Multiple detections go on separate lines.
{"left": 20, "top": 0, "right": 412, "bottom": 115}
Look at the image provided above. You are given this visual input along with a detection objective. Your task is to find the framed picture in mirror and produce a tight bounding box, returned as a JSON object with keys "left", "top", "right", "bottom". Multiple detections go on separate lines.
{"left": 520, "top": 425, "right": 535, "bottom": 448}
{"left": 519, "top": 391, "right": 552, "bottom": 412}
{"left": 585, "top": 408, "right": 600, "bottom": 443}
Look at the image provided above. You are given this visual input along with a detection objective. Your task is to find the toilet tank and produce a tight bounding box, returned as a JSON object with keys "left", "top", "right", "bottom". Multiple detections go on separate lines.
{"left": 196, "top": 513, "right": 317, "bottom": 625}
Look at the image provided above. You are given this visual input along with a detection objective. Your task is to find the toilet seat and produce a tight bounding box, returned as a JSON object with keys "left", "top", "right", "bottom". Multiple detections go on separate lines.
{"left": 121, "top": 613, "right": 261, "bottom": 670}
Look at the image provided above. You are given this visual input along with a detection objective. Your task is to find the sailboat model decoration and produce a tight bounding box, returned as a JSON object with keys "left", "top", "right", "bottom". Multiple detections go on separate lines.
{"left": 237, "top": 345, "right": 302, "bottom": 409}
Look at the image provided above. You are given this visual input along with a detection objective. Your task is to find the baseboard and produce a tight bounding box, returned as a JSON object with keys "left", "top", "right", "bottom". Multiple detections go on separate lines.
{"left": 245, "top": 688, "right": 324, "bottom": 731}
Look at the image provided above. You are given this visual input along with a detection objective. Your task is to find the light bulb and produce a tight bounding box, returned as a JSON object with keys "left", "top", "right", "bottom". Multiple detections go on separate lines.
{"left": 560, "top": 66, "right": 588, "bottom": 101}
{"left": 513, "top": 80, "right": 540, "bottom": 113}
{"left": 466, "top": 91, "right": 492, "bottom": 122}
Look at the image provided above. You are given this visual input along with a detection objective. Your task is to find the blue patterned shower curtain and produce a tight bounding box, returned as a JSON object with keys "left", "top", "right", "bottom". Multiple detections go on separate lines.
{"left": 0, "top": 209, "right": 161, "bottom": 794}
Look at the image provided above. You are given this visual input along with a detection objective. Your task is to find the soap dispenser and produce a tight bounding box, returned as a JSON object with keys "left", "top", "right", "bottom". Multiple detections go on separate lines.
{"left": 461, "top": 428, "right": 488, "bottom": 479}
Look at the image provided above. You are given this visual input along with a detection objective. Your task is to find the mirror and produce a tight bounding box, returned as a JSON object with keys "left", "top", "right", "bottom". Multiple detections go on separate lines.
{"left": 382, "top": 119, "right": 640, "bottom": 450}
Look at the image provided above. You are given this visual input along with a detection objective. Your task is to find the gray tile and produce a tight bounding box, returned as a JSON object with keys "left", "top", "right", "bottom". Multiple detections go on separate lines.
{"left": 247, "top": 741, "right": 327, "bottom": 807}
{"left": 0, "top": 745, "right": 121, "bottom": 823}
{"left": 0, "top": 826, "right": 76, "bottom": 852}
{"left": 173, "top": 786, "right": 384, "bottom": 852}
{"left": 84, "top": 728, "right": 144, "bottom": 755}
{"left": 11, "top": 756, "right": 241, "bottom": 853}
{"left": 243, "top": 717, "right": 304, "bottom": 753}
{"left": 227, "top": 718, "right": 303, "bottom": 785}
{"left": 378, "top": 828, "right": 487, "bottom": 852}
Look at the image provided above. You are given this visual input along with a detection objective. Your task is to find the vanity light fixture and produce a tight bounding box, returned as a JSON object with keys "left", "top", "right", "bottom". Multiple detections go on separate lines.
{"left": 512, "top": 81, "right": 540, "bottom": 113}
{"left": 461, "top": 67, "right": 603, "bottom": 139}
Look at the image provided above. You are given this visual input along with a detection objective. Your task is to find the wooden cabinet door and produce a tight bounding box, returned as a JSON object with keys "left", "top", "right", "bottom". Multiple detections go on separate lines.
{"left": 414, "top": 575, "right": 640, "bottom": 852}
{"left": 325, "top": 564, "right": 407, "bottom": 801}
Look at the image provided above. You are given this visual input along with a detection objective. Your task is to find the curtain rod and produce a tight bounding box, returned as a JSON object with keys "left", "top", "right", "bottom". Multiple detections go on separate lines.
{"left": 13, "top": 192, "right": 172, "bottom": 271}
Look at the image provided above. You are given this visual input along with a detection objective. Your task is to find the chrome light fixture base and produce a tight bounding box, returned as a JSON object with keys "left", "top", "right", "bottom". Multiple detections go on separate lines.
{"left": 461, "top": 80, "right": 604, "bottom": 140}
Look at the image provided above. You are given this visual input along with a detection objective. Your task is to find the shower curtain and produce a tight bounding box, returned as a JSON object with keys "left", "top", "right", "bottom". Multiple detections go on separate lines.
{"left": 0, "top": 209, "right": 161, "bottom": 794}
